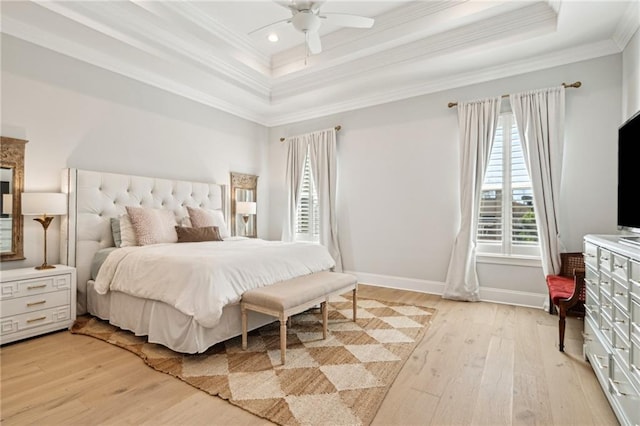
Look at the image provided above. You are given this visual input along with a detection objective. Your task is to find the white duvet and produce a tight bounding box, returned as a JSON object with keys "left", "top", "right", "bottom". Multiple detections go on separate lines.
{"left": 94, "top": 238, "right": 335, "bottom": 327}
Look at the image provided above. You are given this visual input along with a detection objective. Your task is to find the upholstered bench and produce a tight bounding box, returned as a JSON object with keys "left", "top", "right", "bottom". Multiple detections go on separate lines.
{"left": 241, "top": 271, "right": 358, "bottom": 364}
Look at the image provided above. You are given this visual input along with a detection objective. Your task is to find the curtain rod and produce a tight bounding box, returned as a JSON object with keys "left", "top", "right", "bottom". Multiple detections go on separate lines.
{"left": 280, "top": 125, "right": 342, "bottom": 142}
{"left": 447, "top": 81, "right": 582, "bottom": 108}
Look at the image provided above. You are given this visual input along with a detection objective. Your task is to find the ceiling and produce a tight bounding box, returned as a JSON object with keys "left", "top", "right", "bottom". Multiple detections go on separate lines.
{"left": 2, "top": 1, "right": 638, "bottom": 126}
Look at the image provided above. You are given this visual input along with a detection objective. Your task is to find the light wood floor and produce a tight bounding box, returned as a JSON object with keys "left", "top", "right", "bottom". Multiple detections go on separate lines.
{"left": 0, "top": 285, "right": 618, "bottom": 425}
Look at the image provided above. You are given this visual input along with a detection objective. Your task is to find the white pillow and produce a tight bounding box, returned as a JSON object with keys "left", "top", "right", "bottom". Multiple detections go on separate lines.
{"left": 125, "top": 206, "right": 178, "bottom": 246}
{"left": 187, "top": 207, "right": 230, "bottom": 239}
{"left": 119, "top": 214, "right": 138, "bottom": 247}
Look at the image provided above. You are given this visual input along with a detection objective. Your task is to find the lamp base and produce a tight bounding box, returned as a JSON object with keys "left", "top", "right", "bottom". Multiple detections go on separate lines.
{"left": 35, "top": 263, "right": 56, "bottom": 270}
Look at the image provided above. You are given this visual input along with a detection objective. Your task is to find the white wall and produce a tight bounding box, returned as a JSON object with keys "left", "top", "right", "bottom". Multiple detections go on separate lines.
{"left": 1, "top": 35, "right": 269, "bottom": 271}
{"left": 622, "top": 28, "right": 640, "bottom": 120}
{"left": 267, "top": 54, "right": 623, "bottom": 307}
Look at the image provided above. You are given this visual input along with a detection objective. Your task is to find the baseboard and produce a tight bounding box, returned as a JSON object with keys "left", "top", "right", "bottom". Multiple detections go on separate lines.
{"left": 345, "top": 270, "right": 546, "bottom": 309}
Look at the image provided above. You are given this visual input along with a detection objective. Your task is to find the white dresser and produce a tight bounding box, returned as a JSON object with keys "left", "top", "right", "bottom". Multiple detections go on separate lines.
{"left": 583, "top": 235, "right": 640, "bottom": 426}
{"left": 0, "top": 265, "right": 76, "bottom": 345}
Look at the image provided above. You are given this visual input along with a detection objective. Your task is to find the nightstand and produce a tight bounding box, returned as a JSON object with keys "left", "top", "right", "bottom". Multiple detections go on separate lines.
{"left": 0, "top": 265, "right": 77, "bottom": 345}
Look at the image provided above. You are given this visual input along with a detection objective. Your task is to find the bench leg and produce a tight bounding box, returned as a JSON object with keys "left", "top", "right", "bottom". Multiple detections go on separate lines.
{"left": 280, "top": 315, "right": 287, "bottom": 365}
{"left": 241, "top": 304, "right": 248, "bottom": 350}
{"left": 321, "top": 301, "right": 328, "bottom": 339}
{"left": 353, "top": 287, "right": 358, "bottom": 321}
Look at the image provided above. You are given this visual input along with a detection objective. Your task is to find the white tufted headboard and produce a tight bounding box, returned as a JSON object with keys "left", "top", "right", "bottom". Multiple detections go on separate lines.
{"left": 61, "top": 168, "right": 227, "bottom": 314}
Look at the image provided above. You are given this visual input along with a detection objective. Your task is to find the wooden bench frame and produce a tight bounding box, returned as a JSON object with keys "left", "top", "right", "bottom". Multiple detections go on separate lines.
{"left": 241, "top": 282, "right": 357, "bottom": 364}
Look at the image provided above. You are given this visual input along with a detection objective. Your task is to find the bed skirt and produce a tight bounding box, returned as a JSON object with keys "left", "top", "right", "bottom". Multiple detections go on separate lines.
{"left": 86, "top": 280, "right": 275, "bottom": 353}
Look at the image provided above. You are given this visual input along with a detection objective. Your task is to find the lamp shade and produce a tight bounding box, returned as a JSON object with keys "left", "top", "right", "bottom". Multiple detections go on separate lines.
{"left": 236, "top": 201, "right": 257, "bottom": 215}
{"left": 2, "top": 193, "right": 12, "bottom": 215}
{"left": 22, "top": 193, "right": 67, "bottom": 216}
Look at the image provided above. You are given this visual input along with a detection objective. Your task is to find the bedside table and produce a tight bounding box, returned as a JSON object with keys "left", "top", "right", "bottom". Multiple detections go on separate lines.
{"left": 0, "top": 265, "right": 77, "bottom": 345}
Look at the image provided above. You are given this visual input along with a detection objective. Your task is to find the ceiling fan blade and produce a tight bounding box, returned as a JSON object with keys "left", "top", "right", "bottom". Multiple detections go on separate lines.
{"left": 248, "top": 18, "right": 291, "bottom": 36}
{"left": 273, "top": 1, "right": 295, "bottom": 11}
{"left": 306, "top": 31, "right": 322, "bottom": 54}
{"left": 321, "top": 13, "right": 375, "bottom": 29}
{"left": 310, "top": 1, "right": 326, "bottom": 12}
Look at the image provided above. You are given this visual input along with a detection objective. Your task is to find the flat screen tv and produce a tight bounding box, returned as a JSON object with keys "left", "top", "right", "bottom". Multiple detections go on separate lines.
{"left": 617, "top": 110, "right": 640, "bottom": 238}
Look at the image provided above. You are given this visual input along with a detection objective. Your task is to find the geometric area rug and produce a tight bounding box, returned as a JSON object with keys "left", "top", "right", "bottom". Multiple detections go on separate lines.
{"left": 70, "top": 295, "right": 436, "bottom": 426}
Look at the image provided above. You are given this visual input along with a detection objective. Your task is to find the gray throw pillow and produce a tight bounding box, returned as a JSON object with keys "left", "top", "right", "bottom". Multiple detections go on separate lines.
{"left": 111, "top": 217, "right": 122, "bottom": 247}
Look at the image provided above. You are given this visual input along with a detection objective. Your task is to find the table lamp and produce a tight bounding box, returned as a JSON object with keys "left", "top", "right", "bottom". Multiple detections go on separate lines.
{"left": 22, "top": 193, "right": 67, "bottom": 270}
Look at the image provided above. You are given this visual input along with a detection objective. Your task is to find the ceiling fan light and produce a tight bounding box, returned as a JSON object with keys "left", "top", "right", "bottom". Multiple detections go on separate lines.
{"left": 267, "top": 33, "right": 279, "bottom": 42}
{"left": 292, "top": 11, "right": 321, "bottom": 33}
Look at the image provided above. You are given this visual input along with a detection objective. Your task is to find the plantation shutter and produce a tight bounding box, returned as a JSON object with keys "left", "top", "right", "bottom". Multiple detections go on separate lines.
{"left": 478, "top": 115, "right": 538, "bottom": 246}
{"left": 295, "top": 149, "right": 319, "bottom": 241}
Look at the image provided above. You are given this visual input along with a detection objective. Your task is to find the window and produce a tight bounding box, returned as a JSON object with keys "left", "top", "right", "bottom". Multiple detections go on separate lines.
{"left": 295, "top": 149, "right": 320, "bottom": 242}
{"left": 477, "top": 114, "right": 539, "bottom": 256}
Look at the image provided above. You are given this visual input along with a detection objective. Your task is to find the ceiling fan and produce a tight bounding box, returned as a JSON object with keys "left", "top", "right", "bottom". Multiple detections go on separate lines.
{"left": 250, "top": 0, "right": 375, "bottom": 55}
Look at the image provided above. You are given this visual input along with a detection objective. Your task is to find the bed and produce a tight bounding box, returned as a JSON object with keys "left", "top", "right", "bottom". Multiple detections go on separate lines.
{"left": 60, "top": 168, "right": 335, "bottom": 353}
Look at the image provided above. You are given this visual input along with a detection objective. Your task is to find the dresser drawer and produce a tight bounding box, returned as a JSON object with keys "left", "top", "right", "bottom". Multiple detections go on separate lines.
{"left": 600, "top": 249, "right": 612, "bottom": 273}
{"left": 1, "top": 274, "right": 71, "bottom": 300}
{"left": 612, "top": 254, "right": 629, "bottom": 282}
{"left": 584, "top": 242, "right": 598, "bottom": 270}
{"left": 0, "top": 306, "right": 71, "bottom": 336}
{"left": 613, "top": 325, "right": 631, "bottom": 369}
{"left": 631, "top": 334, "right": 640, "bottom": 388}
{"left": 601, "top": 310, "right": 614, "bottom": 346}
{"left": 600, "top": 272, "right": 613, "bottom": 299}
{"left": 585, "top": 287, "right": 600, "bottom": 325}
{"left": 631, "top": 296, "right": 640, "bottom": 342}
{"left": 584, "top": 318, "right": 610, "bottom": 389}
{"left": 585, "top": 267, "right": 599, "bottom": 295}
{"left": 609, "top": 356, "right": 640, "bottom": 426}
{"left": 612, "top": 276, "right": 630, "bottom": 313}
{"left": 0, "top": 289, "right": 70, "bottom": 318}
{"left": 631, "top": 260, "right": 640, "bottom": 298}
{"left": 613, "top": 301, "right": 631, "bottom": 342}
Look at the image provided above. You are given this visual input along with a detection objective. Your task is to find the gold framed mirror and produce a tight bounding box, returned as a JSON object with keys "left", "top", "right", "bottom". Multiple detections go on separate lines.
{"left": 230, "top": 172, "right": 258, "bottom": 238}
{"left": 1, "top": 137, "right": 27, "bottom": 262}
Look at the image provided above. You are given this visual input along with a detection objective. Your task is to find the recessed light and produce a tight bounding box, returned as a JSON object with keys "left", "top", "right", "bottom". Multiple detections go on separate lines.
{"left": 267, "top": 33, "right": 279, "bottom": 43}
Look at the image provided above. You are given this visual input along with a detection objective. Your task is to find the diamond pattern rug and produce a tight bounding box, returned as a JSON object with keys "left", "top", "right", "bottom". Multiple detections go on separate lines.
{"left": 70, "top": 295, "right": 435, "bottom": 425}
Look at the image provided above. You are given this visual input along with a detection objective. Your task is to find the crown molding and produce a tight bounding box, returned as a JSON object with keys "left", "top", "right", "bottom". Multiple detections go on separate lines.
{"left": 271, "top": 0, "right": 523, "bottom": 77}
{"left": 35, "top": 1, "right": 272, "bottom": 99}
{"left": 270, "top": 2, "right": 557, "bottom": 101}
{"left": 1, "top": 16, "right": 271, "bottom": 126}
{"left": 612, "top": 0, "right": 640, "bottom": 50}
{"left": 265, "top": 39, "right": 620, "bottom": 127}
{"left": 156, "top": 1, "right": 272, "bottom": 74}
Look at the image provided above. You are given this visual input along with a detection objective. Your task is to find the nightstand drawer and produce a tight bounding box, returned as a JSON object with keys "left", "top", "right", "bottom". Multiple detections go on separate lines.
{"left": 1, "top": 290, "right": 70, "bottom": 318}
{"left": 1, "top": 274, "right": 71, "bottom": 300}
{"left": 0, "top": 306, "right": 71, "bottom": 336}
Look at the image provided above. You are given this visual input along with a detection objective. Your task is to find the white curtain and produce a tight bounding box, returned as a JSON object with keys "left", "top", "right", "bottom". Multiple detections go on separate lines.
{"left": 309, "top": 128, "right": 343, "bottom": 272}
{"left": 282, "top": 134, "right": 309, "bottom": 243}
{"left": 443, "top": 97, "right": 502, "bottom": 301}
{"left": 281, "top": 128, "right": 343, "bottom": 272}
{"left": 510, "top": 86, "right": 566, "bottom": 277}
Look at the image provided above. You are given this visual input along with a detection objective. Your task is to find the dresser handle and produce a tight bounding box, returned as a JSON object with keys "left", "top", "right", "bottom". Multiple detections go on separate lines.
{"left": 584, "top": 252, "right": 596, "bottom": 258}
{"left": 614, "top": 319, "right": 626, "bottom": 324}
{"left": 609, "top": 379, "right": 635, "bottom": 397}
{"left": 26, "top": 316, "right": 47, "bottom": 323}
{"left": 27, "top": 284, "right": 47, "bottom": 290}
{"left": 615, "top": 291, "right": 625, "bottom": 296}
{"left": 614, "top": 263, "right": 625, "bottom": 269}
{"left": 581, "top": 332, "right": 593, "bottom": 342}
{"left": 593, "top": 355, "right": 608, "bottom": 370}
{"left": 26, "top": 300, "right": 46, "bottom": 307}
{"left": 613, "top": 346, "right": 628, "bottom": 351}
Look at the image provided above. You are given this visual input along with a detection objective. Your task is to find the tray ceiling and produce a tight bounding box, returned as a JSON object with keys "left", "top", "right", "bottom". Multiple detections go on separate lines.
{"left": 2, "top": 1, "right": 638, "bottom": 126}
